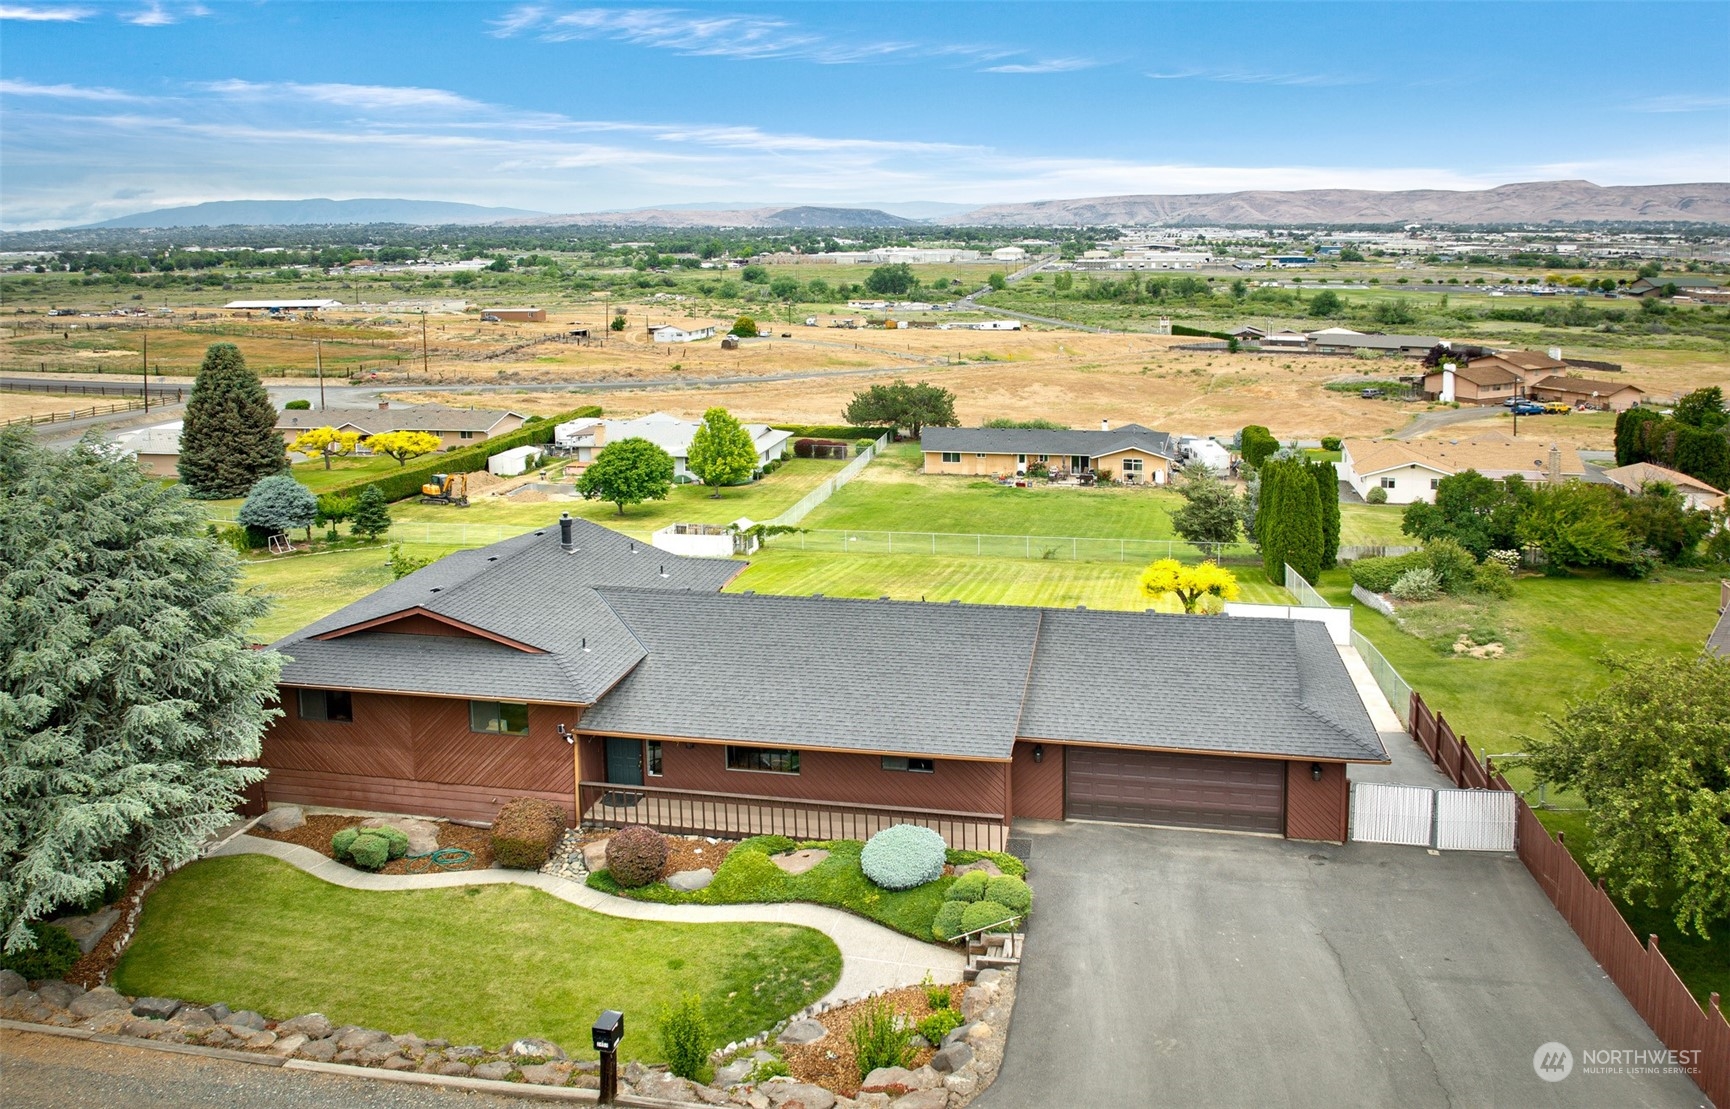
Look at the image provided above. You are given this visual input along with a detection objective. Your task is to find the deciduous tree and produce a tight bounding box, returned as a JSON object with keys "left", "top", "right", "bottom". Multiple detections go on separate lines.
{"left": 577, "top": 437, "right": 675, "bottom": 516}
{"left": 177, "top": 343, "right": 287, "bottom": 498}
{"left": 0, "top": 429, "right": 281, "bottom": 953}
{"left": 729, "top": 315, "right": 759, "bottom": 338}
{"left": 1308, "top": 290, "right": 1343, "bottom": 317}
{"left": 1139, "top": 558, "right": 1240, "bottom": 614}
{"left": 1516, "top": 481, "right": 1633, "bottom": 571}
{"left": 842, "top": 379, "right": 958, "bottom": 439}
{"left": 1400, "top": 469, "right": 1531, "bottom": 560}
{"left": 365, "top": 430, "right": 442, "bottom": 467}
{"left": 865, "top": 263, "right": 915, "bottom": 296}
{"left": 1169, "top": 468, "right": 1241, "bottom": 552}
{"left": 686, "top": 407, "right": 758, "bottom": 493}
{"left": 1524, "top": 652, "right": 1730, "bottom": 937}
{"left": 289, "top": 426, "right": 362, "bottom": 470}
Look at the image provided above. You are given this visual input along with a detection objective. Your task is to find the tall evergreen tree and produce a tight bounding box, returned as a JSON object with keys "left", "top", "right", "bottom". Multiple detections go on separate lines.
{"left": 0, "top": 429, "right": 281, "bottom": 953}
{"left": 1259, "top": 459, "right": 1324, "bottom": 585}
{"left": 177, "top": 343, "right": 287, "bottom": 498}
{"left": 350, "top": 484, "right": 392, "bottom": 542}
{"left": 1308, "top": 457, "right": 1342, "bottom": 569}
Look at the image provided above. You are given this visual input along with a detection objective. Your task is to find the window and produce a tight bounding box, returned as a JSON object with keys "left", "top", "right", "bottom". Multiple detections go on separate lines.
{"left": 469, "top": 700, "right": 529, "bottom": 735}
{"left": 1038, "top": 455, "right": 1048, "bottom": 462}
{"left": 975, "top": 453, "right": 986, "bottom": 458}
{"left": 646, "top": 740, "right": 663, "bottom": 777}
{"left": 297, "top": 688, "right": 352, "bottom": 723}
{"left": 881, "top": 756, "right": 934, "bottom": 773}
{"left": 725, "top": 746, "right": 799, "bottom": 774}
{"left": 1121, "top": 458, "right": 1144, "bottom": 473}
{"left": 459, "top": 430, "right": 474, "bottom": 439}
{"left": 1381, "top": 477, "right": 1397, "bottom": 489}
{"left": 941, "top": 452, "right": 961, "bottom": 463}
{"left": 1017, "top": 454, "right": 1026, "bottom": 464}
{"left": 1430, "top": 478, "right": 1441, "bottom": 490}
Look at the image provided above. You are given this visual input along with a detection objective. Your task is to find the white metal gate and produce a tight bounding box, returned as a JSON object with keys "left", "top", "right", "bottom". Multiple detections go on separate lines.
{"left": 1351, "top": 783, "right": 1434, "bottom": 846}
{"left": 1435, "top": 789, "right": 1516, "bottom": 851}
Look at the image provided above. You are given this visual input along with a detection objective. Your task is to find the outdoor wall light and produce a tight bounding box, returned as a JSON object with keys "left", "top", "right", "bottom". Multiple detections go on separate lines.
{"left": 1311, "top": 762, "right": 1324, "bottom": 782}
{"left": 558, "top": 724, "right": 574, "bottom": 745}
{"left": 1032, "top": 744, "right": 1044, "bottom": 764}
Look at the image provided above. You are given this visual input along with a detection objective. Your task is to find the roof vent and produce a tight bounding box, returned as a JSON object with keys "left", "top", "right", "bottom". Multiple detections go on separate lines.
{"left": 743, "top": 590, "right": 755, "bottom": 595}
{"left": 581, "top": 636, "right": 590, "bottom": 653}
{"left": 659, "top": 565, "right": 669, "bottom": 579}
{"left": 949, "top": 599, "right": 960, "bottom": 604}
{"left": 812, "top": 592, "right": 824, "bottom": 597}
{"left": 487, "top": 556, "right": 499, "bottom": 562}
{"left": 1076, "top": 604, "right": 1086, "bottom": 609}
{"left": 430, "top": 587, "right": 441, "bottom": 593}
{"left": 880, "top": 595, "right": 890, "bottom": 600}
{"left": 559, "top": 512, "right": 575, "bottom": 552}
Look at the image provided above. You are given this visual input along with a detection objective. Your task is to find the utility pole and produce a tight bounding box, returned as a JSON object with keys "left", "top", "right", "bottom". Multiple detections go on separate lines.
{"left": 421, "top": 312, "right": 429, "bottom": 377}
{"left": 141, "top": 330, "right": 149, "bottom": 414}
{"left": 316, "top": 339, "right": 325, "bottom": 410}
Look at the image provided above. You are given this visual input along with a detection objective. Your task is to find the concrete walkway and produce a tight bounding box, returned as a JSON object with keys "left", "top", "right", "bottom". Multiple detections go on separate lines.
{"left": 211, "top": 835, "right": 963, "bottom": 1002}
{"left": 1334, "top": 645, "right": 1456, "bottom": 789}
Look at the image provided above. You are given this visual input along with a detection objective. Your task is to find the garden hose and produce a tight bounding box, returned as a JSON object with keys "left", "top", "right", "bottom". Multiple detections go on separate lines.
{"left": 402, "top": 847, "right": 474, "bottom": 873}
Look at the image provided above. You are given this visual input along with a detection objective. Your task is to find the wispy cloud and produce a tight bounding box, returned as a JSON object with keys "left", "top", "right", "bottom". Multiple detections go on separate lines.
{"left": 1626, "top": 93, "right": 1730, "bottom": 114}
{"left": 0, "top": 78, "right": 142, "bottom": 101}
{"left": 203, "top": 79, "right": 489, "bottom": 112}
{"left": 120, "top": 1, "right": 207, "bottom": 25}
{"left": 0, "top": 4, "right": 92, "bottom": 19}
{"left": 1146, "top": 68, "right": 1364, "bottom": 88}
{"left": 984, "top": 58, "right": 1096, "bottom": 75}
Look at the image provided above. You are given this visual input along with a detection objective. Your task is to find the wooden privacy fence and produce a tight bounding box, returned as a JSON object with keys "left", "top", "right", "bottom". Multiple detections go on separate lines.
{"left": 1406, "top": 690, "right": 1729, "bottom": 1107}
{"left": 3, "top": 398, "right": 148, "bottom": 428}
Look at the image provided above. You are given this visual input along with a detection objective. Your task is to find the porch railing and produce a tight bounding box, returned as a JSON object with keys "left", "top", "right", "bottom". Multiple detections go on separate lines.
{"left": 577, "top": 780, "right": 1007, "bottom": 852}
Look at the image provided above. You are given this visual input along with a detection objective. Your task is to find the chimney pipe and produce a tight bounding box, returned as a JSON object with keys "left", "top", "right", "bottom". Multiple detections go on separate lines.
{"left": 1101, "top": 418, "right": 1109, "bottom": 431}
{"left": 1548, "top": 444, "right": 1562, "bottom": 484}
{"left": 559, "top": 512, "right": 574, "bottom": 551}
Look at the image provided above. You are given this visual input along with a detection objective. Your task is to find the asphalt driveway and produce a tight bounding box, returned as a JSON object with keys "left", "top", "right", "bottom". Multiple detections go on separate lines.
{"left": 979, "top": 822, "right": 1705, "bottom": 1108}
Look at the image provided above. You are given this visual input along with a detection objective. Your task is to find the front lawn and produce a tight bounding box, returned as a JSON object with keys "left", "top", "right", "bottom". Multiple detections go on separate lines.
{"left": 589, "top": 838, "right": 1025, "bottom": 942}
{"left": 114, "top": 855, "right": 840, "bottom": 1056}
{"left": 290, "top": 453, "right": 411, "bottom": 494}
{"left": 239, "top": 544, "right": 459, "bottom": 641}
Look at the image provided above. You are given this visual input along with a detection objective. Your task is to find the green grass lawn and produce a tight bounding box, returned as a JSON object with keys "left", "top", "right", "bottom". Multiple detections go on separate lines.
{"left": 289, "top": 453, "right": 412, "bottom": 494}
{"left": 589, "top": 838, "right": 1024, "bottom": 942}
{"left": 727, "top": 548, "right": 1291, "bottom": 610}
{"left": 114, "top": 855, "right": 840, "bottom": 1057}
{"left": 1337, "top": 503, "right": 1411, "bottom": 546}
{"left": 238, "top": 544, "right": 458, "bottom": 641}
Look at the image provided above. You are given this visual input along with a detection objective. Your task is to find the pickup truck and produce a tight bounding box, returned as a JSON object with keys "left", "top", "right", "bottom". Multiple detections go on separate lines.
{"left": 1509, "top": 401, "right": 1546, "bottom": 416}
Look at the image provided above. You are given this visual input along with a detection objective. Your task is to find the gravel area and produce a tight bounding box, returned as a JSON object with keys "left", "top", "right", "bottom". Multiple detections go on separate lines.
{"left": 250, "top": 816, "right": 492, "bottom": 873}
{"left": 780, "top": 982, "right": 959, "bottom": 1097}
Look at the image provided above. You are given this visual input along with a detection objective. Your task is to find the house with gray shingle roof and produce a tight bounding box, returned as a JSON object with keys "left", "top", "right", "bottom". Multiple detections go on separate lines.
{"left": 260, "top": 514, "right": 1386, "bottom": 843}
{"left": 921, "top": 423, "right": 1176, "bottom": 483}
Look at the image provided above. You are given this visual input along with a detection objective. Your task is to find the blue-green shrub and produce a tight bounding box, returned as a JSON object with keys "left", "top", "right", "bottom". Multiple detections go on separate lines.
{"left": 370, "top": 826, "right": 410, "bottom": 860}
{"left": 331, "top": 828, "right": 359, "bottom": 858}
{"left": 860, "top": 824, "right": 947, "bottom": 891}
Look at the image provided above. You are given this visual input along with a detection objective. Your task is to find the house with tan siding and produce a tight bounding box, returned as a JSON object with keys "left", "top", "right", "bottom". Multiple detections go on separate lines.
{"left": 921, "top": 424, "right": 1176, "bottom": 484}
{"left": 258, "top": 514, "right": 1387, "bottom": 846}
{"left": 1525, "top": 375, "right": 1647, "bottom": 412}
{"left": 277, "top": 402, "right": 527, "bottom": 451}
{"left": 1341, "top": 433, "right": 1586, "bottom": 504}
{"left": 1604, "top": 462, "right": 1724, "bottom": 511}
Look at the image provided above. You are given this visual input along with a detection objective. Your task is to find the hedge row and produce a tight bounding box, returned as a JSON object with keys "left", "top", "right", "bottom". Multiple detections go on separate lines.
{"left": 771, "top": 424, "right": 885, "bottom": 441}
{"left": 1171, "top": 324, "right": 1233, "bottom": 340}
{"left": 325, "top": 405, "right": 601, "bottom": 502}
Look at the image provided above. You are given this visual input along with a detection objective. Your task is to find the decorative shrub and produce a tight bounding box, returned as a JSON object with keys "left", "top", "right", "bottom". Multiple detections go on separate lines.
{"left": 921, "top": 972, "right": 951, "bottom": 1010}
{"left": 1423, "top": 539, "right": 1477, "bottom": 594}
{"left": 371, "top": 826, "right": 411, "bottom": 860}
{"left": 1391, "top": 567, "right": 1441, "bottom": 601}
{"left": 959, "top": 899, "right": 1017, "bottom": 934}
{"left": 283, "top": 399, "right": 312, "bottom": 410}
{"left": 732, "top": 835, "right": 795, "bottom": 856}
{"left": 1487, "top": 549, "right": 1522, "bottom": 573}
{"left": 708, "top": 847, "right": 789, "bottom": 901}
{"left": 331, "top": 828, "right": 360, "bottom": 858}
{"left": 749, "top": 1057, "right": 791, "bottom": 1083}
{"left": 0, "top": 922, "right": 80, "bottom": 981}
{"left": 931, "top": 901, "right": 967, "bottom": 943}
{"left": 1366, "top": 486, "right": 1388, "bottom": 504}
{"left": 659, "top": 994, "right": 711, "bottom": 1082}
{"left": 1471, "top": 560, "right": 1516, "bottom": 598}
{"left": 492, "top": 798, "right": 565, "bottom": 870}
{"left": 1320, "top": 436, "right": 1342, "bottom": 452}
{"left": 946, "top": 848, "right": 1026, "bottom": 878}
{"left": 1349, "top": 550, "right": 1428, "bottom": 593}
{"left": 945, "top": 870, "right": 989, "bottom": 903}
{"left": 984, "top": 875, "right": 1033, "bottom": 915}
{"left": 348, "top": 832, "right": 391, "bottom": 871}
{"left": 848, "top": 999, "right": 913, "bottom": 1080}
{"left": 605, "top": 824, "right": 670, "bottom": 888}
{"left": 917, "top": 1008, "right": 964, "bottom": 1045}
{"left": 860, "top": 824, "right": 947, "bottom": 891}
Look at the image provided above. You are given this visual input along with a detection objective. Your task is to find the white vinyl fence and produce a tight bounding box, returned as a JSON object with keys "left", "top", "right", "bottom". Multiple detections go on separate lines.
{"left": 1352, "top": 783, "right": 1516, "bottom": 851}
{"left": 1435, "top": 789, "right": 1517, "bottom": 852}
{"left": 1351, "top": 783, "right": 1434, "bottom": 846}
{"left": 765, "top": 433, "right": 890, "bottom": 527}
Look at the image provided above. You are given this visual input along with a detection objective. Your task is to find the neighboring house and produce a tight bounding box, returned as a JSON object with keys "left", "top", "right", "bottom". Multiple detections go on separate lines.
{"left": 553, "top": 412, "right": 791, "bottom": 480}
{"left": 223, "top": 299, "right": 341, "bottom": 313}
{"left": 1340, "top": 433, "right": 1585, "bottom": 504}
{"left": 1603, "top": 462, "right": 1725, "bottom": 511}
{"left": 276, "top": 403, "right": 528, "bottom": 452}
{"left": 114, "top": 421, "right": 182, "bottom": 477}
{"left": 1421, "top": 362, "right": 1523, "bottom": 405}
{"left": 921, "top": 424, "right": 1177, "bottom": 484}
{"left": 1627, "top": 275, "right": 1725, "bottom": 299}
{"left": 1227, "top": 325, "right": 1267, "bottom": 341}
{"left": 648, "top": 324, "right": 717, "bottom": 343}
{"left": 1259, "top": 330, "right": 1311, "bottom": 350}
{"left": 481, "top": 307, "right": 546, "bottom": 323}
{"left": 1525, "top": 375, "right": 1647, "bottom": 412}
{"left": 260, "top": 515, "right": 1388, "bottom": 843}
{"left": 1308, "top": 332, "right": 1439, "bottom": 356}
{"left": 1469, "top": 349, "right": 1568, "bottom": 384}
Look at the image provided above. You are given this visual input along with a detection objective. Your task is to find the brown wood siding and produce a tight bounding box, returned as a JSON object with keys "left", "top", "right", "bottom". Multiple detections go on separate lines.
{"left": 1065, "top": 747, "right": 1285, "bottom": 834}
{"left": 261, "top": 691, "right": 581, "bottom": 824}
{"left": 1010, "top": 740, "right": 1065, "bottom": 820}
{"left": 343, "top": 613, "right": 486, "bottom": 640}
{"left": 1284, "top": 761, "right": 1348, "bottom": 843}
{"left": 601, "top": 737, "right": 1008, "bottom": 816}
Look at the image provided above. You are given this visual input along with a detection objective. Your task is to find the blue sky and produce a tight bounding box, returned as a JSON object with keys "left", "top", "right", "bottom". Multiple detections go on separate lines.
{"left": 1, "top": 1, "right": 1726, "bottom": 228}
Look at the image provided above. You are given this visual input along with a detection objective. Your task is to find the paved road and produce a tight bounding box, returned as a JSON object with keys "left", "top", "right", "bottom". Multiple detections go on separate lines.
{"left": 0, "top": 1029, "right": 520, "bottom": 1109}
{"left": 977, "top": 821, "right": 1702, "bottom": 1109}
{"left": 1394, "top": 404, "right": 1511, "bottom": 440}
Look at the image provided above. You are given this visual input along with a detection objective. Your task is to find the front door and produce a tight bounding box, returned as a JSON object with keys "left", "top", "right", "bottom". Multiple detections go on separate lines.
{"left": 604, "top": 737, "right": 643, "bottom": 785}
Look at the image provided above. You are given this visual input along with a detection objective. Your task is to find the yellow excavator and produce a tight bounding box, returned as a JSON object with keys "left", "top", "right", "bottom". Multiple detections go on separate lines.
{"left": 420, "top": 472, "right": 469, "bottom": 507}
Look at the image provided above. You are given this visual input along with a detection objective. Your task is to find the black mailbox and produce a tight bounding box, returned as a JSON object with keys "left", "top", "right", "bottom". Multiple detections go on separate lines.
{"left": 592, "top": 1009, "right": 624, "bottom": 1053}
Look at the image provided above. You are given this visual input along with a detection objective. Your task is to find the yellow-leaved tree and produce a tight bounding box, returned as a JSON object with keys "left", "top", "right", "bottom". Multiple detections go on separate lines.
{"left": 365, "top": 431, "right": 443, "bottom": 467}
{"left": 288, "top": 426, "right": 362, "bottom": 470}
{"left": 1139, "top": 558, "right": 1240, "bottom": 614}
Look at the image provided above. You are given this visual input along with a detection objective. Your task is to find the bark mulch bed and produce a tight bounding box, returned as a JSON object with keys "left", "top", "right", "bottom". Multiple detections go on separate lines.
{"left": 65, "top": 870, "right": 151, "bottom": 990}
{"left": 781, "top": 982, "right": 961, "bottom": 1097}
{"left": 568, "top": 831, "right": 734, "bottom": 879}
{"left": 250, "top": 814, "right": 494, "bottom": 873}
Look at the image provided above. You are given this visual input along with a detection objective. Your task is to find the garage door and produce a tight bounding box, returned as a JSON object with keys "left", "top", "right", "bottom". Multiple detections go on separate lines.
{"left": 1066, "top": 748, "right": 1285, "bottom": 834}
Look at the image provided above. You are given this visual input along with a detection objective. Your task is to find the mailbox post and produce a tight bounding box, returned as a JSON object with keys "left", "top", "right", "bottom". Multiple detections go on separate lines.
{"left": 592, "top": 1009, "right": 624, "bottom": 1103}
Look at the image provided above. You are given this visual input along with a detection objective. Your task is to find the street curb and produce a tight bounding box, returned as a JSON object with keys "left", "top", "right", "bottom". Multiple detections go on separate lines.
{"left": 0, "top": 1019, "right": 707, "bottom": 1107}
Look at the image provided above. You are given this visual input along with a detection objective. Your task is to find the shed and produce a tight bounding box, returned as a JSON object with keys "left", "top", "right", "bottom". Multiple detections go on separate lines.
{"left": 487, "top": 445, "right": 543, "bottom": 477}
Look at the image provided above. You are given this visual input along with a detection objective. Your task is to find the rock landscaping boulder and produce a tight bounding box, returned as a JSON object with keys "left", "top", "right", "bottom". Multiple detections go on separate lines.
{"left": 119, "top": 1018, "right": 161, "bottom": 1039}
{"left": 297, "top": 1037, "right": 339, "bottom": 1062}
{"left": 336, "top": 1026, "right": 391, "bottom": 1050}
{"left": 888, "top": 1090, "right": 948, "bottom": 1109}
{"left": 256, "top": 805, "right": 305, "bottom": 832}
{"left": 472, "top": 1060, "right": 513, "bottom": 1080}
{"left": 770, "top": 848, "right": 829, "bottom": 875}
{"left": 130, "top": 996, "right": 182, "bottom": 1021}
{"left": 244, "top": 1030, "right": 278, "bottom": 1050}
{"left": 973, "top": 969, "right": 1002, "bottom": 988}
{"left": 35, "top": 981, "right": 82, "bottom": 1009}
{"left": 692, "top": 1086, "right": 733, "bottom": 1106}
{"left": 436, "top": 1060, "right": 473, "bottom": 1077}
{"left": 850, "top": 1095, "right": 892, "bottom": 1109}
{"left": 0, "top": 970, "right": 24, "bottom": 997}
{"left": 929, "top": 1042, "right": 973, "bottom": 1074}
{"left": 277, "top": 1013, "right": 334, "bottom": 1040}
{"left": 172, "top": 1007, "right": 215, "bottom": 1030}
{"left": 382, "top": 1055, "right": 418, "bottom": 1071}
{"left": 356, "top": 1040, "right": 400, "bottom": 1065}
{"left": 714, "top": 1058, "right": 754, "bottom": 1086}
{"left": 636, "top": 1073, "right": 696, "bottom": 1101}
{"left": 960, "top": 986, "right": 993, "bottom": 1021}
{"left": 861, "top": 1067, "right": 920, "bottom": 1093}
{"left": 667, "top": 867, "right": 714, "bottom": 891}
{"left": 777, "top": 1018, "right": 828, "bottom": 1046}
{"left": 77, "top": 1009, "right": 134, "bottom": 1035}
{"left": 52, "top": 908, "right": 122, "bottom": 954}
{"left": 763, "top": 1081, "right": 837, "bottom": 1109}
{"left": 506, "top": 1036, "right": 566, "bottom": 1059}
{"left": 204, "top": 1003, "right": 232, "bottom": 1022}
{"left": 67, "top": 987, "right": 129, "bottom": 1019}
{"left": 951, "top": 859, "right": 1002, "bottom": 879}
{"left": 519, "top": 1062, "right": 573, "bottom": 1086}
{"left": 270, "top": 1033, "right": 308, "bottom": 1057}
{"left": 361, "top": 816, "right": 439, "bottom": 856}
{"left": 942, "top": 1072, "right": 978, "bottom": 1099}
{"left": 580, "top": 837, "right": 611, "bottom": 871}
{"left": 223, "top": 1010, "right": 267, "bottom": 1031}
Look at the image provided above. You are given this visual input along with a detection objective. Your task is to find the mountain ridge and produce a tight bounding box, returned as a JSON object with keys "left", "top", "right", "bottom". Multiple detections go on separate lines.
{"left": 82, "top": 198, "right": 548, "bottom": 229}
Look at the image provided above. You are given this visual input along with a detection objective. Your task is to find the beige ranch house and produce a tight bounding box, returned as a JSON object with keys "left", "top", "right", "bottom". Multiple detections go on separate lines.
{"left": 1341, "top": 433, "right": 1586, "bottom": 505}
{"left": 276, "top": 402, "right": 528, "bottom": 452}
{"left": 921, "top": 424, "right": 1176, "bottom": 484}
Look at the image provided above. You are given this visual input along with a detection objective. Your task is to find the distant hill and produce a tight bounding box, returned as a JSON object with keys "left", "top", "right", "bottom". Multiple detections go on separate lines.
{"left": 942, "top": 181, "right": 1730, "bottom": 226}
{"left": 509, "top": 205, "right": 918, "bottom": 229}
{"left": 83, "top": 198, "right": 547, "bottom": 229}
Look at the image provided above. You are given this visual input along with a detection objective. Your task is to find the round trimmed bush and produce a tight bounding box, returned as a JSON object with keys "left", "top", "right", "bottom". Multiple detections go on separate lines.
{"left": 708, "top": 848, "right": 790, "bottom": 902}
{"left": 370, "top": 826, "right": 410, "bottom": 860}
{"left": 931, "top": 900, "right": 967, "bottom": 943}
{"left": 331, "top": 828, "right": 360, "bottom": 858}
{"left": 605, "top": 825, "right": 670, "bottom": 888}
{"left": 0, "top": 922, "right": 80, "bottom": 981}
{"left": 984, "top": 875, "right": 1032, "bottom": 915}
{"left": 960, "top": 899, "right": 1016, "bottom": 934}
{"left": 945, "top": 870, "right": 989, "bottom": 903}
{"left": 1366, "top": 486, "right": 1388, "bottom": 505}
{"left": 860, "top": 824, "right": 947, "bottom": 891}
{"left": 348, "top": 832, "right": 391, "bottom": 871}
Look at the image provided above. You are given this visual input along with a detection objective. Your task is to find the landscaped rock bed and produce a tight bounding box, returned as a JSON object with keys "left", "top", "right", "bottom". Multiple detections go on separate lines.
{"left": 542, "top": 830, "right": 735, "bottom": 886}
{"left": 250, "top": 812, "right": 493, "bottom": 872}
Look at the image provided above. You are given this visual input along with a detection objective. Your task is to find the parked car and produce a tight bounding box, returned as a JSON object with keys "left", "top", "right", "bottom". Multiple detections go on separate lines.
{"left": 1542, "top": 402, "right": 1571, "bottom": 414}
{"left": 1360, "top": 387, "right": 1385, "bottom": 399}
{"left": 1510, "top": 401, "right": 1546, "bottom": 416}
